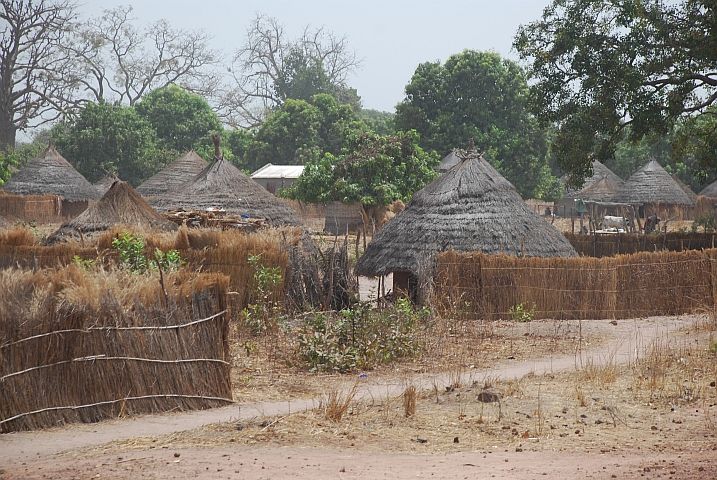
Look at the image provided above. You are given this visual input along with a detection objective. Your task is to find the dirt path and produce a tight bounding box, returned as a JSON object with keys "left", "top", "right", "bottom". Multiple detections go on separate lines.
{"left": 0, "top": 317, "right": 717, "bottom": 479}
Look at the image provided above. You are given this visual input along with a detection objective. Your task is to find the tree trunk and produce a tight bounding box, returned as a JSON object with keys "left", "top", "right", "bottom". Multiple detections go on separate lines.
{"left": 0, "top": 112, "right": 17, "bottom": 152}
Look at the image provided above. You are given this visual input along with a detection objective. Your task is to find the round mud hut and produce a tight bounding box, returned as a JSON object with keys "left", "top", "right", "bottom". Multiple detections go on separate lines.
{"left": 136, "top": 151, "right": 209, "bottom": 198}
{"left": 148, "top": 155, "right": 303, "bottom": 227}
{"left": 355, "top": 141, "right": 577, "bottom": 298}
{"left": 1, "top": 145, "right": 100, "bottom": 218}
{"left": 47, "top": 181, "right": 177, "bottom": 244}
{"left": 611, "top": 160, "right": 695, "bottom": 218}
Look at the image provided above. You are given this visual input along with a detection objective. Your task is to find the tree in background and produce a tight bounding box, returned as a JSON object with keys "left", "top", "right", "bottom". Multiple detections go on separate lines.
{"left": 283, "top": 130, "right": 438, "bottom": 207}
{"left": 515, "top": 0, "right": 717, "bottom": 186}
{"left": 0, "top": 0, "right": 76, "bottom": 150}
{"left": 395, "top": 50, "right": 557, "bottom": 199}
{"left": 222, "top": 14, "right": 361, "bottom": 127}
{"left": 51, "top": 102, "right": 175, "bottom": 186}
{"left": 135, "top": 85, "right": 223, "bottom": 152}
{"left": 358, "top": 109, "right": 395, "bottom": 136}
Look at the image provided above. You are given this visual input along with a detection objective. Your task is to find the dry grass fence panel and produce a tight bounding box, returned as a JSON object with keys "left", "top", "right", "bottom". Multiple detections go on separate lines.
{"left": 0, "top": 267, "right": 231, "bottom": 433}
{"left": 565, "top": 232, "right": 717, "bottom": 257}
{"left": 0, "top": 192, "right": 61, "bottom": 223}
{"left": 436, "top": 249, "right": 717, "bottom": 320}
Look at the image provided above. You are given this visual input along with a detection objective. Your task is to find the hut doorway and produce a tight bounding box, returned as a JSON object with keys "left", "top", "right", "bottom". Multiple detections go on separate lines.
{"left": 392, "top": 270, "right": 418, "bottom": 303}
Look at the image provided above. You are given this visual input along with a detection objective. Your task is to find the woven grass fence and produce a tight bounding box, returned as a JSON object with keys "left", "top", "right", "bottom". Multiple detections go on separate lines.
{"left": 0, "top": 192, "right": 61, "bottom": 223}
{"left": 564, "top": 232, "right": 717, "bottom": 257}
{"left": 0, "top": 265, "right": 231, "bottom": 433}
{"left": 435, "top": 249, "right": 717, "bottom": 321}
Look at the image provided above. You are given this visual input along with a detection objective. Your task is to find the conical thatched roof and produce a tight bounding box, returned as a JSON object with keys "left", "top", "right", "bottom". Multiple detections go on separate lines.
{"left": 2, "top": 145, "right": 100, "bottom": 202}
{"left": 611, "top": 160, "right": 694, "bottom": 205}
{"left": 94, "top": 172, "right": 121, "bottom": 196}
{"left": 148, "top": 156, "right": 303, "bottom": 227}
{"left": 47, "top": 181, "right": 177, "bottom": 244}
{"left": 356, "top": 143, "right": 577, "bottom": 277}
{"left": 671, "top": 174, "right": 698, "bottom": 203}
{"left": 437, "top": 150, "right": 463, "bottom": 173}
{"left": 563, "top": 161, "right": 624, "bottom": 199}
{"left": 577, "top": 177, "right": 621, "bottom": 202}
{"left": 699, "top": 181, "right": 717, "bottom": 198}
{"left": 136, "top": 150, "right": 208, "bottom": 197}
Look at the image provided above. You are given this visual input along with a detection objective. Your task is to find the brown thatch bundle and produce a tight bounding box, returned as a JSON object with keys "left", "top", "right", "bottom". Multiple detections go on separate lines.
{"left": 1, "top": 145, "right": 100, "bottom": 202}
{"left": 355, "top": 142, "right": 578, "bottom": 277}
{"left": 612, "top": 160, "right": 695, "bottom": 206}
{"left": 136, "top": 150, "right": 208, "bottom": 197}
{"left": 47, "top": 181, "right": 177, "bottom": 244}
{"left": 563, "top": 160, "right": 624, "bottom": 198}
{"left": 148, "top": 156, "right": 303, "bottom": 227}
{"left": 578, "top": 177, "right": 621, "bottom": 202}
{"left": 94, "top": 171, "right": 121, "bottom": 196}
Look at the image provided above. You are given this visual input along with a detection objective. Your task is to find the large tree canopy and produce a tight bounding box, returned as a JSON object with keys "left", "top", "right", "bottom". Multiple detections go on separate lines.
{"left": 283, "top": 130, "right": 439, "bottom": 206}
{"left": 514, "top": 0, "right": 717, "bottom": 186}
{"left": 394, "top": 50, "right": 556, "bottom": 199}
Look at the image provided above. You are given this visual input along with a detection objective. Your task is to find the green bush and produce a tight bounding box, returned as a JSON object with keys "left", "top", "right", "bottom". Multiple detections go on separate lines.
{"left": 509, "top": 302, "right": 536, "bottom": 323}
{"left": 239, "top": 253, "right": 284, "bottom": 335}
{"left": 693, "top": 211, "right": 716, "bottom": 233}
{"left": 296, "top": 298, "right": 429, "bottom": 373}
{"left": 111, "top": 231, "right": 183, "bottom": 273}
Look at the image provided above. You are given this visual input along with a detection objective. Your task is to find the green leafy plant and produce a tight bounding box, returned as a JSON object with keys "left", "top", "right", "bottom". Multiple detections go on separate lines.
{"left": 296, "top": 298, "right": 429, "bottom": 373}
{"left": 239, "top": 253, "right": 284, "bottom": 335}
{"left": 72, "top": 255, "right": 96, "bottom": 271}
{"left": 150, "top": 248, "right": 184, "bottom": 272}
{"left": 693, "top": 211, "right": 716, "bottom": 233}
{"left": 112, "top": 231, "right": 147, "bottom": 273}
{"left": 509, "top": 302, "right": 536, "bottom": 323}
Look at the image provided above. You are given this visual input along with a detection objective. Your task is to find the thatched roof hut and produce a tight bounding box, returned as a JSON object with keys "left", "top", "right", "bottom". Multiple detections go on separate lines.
{"left": 436, "top": 150, "right": 463, "bottom": 174}
{"left": 136, "top": 150, "right": 208, "bottom": 197}
{"left": 148, "top": 156, "right": 303, "bottom": 227}
{"left": 563, "top": 160, "right": 624, "bottom": 199}
{"left": 671, "top": 174, "right": 698, "bottom": 204}
{"left": 47, "top": 181, "right": 177, "bottom": 244}
{"left": 2, "top": 145, "right": 100, "bottom": 202}
{"left": 578, "top": 177, "right": 622, "bottom": 203}
{"left": 356, "top": 142, "right": 577, "bottom": 280}
{"left": 94, "top": 172, "right": 121, "bottom": 196}
{"left": 611, "top": 160, "right": 694, "bottom": 206}
{"left": 699, "top": 181, "right": 717, "bottom": 198}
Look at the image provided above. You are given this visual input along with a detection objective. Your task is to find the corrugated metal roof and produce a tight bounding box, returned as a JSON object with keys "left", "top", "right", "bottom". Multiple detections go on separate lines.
{"left": 251, "top": 164, "right": 304, "bottom": 179}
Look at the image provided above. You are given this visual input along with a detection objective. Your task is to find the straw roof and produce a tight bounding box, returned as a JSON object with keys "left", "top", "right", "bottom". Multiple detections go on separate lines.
{"left": 699, "top": 181, "right": 717, "bottom": 198}
{"left": 671, "top": 174, "right": 698, "bottom": 204}
{"left": 94, "top": 172, "right": 121, "bottom": 196}
{"left": 136, "top": 150, "right": 208, "bottom": 197}
{"left": 47, "top": 181, "right": 177, "bottom": 244}
{"left": 355, "top": 142, "right": 577, "bottom": 277}
{"left": 611, "top": 160, "right": 695, "bottom": 205}
{"left": 2, "top": 145, "right": 100, "bottom": 202}
{"left": 563, "top": 160, "right": 624, "bottom": 199}
{"left": 577, "top": 177, "right": 621, "bottom": 202}
{"left": 148, "top": 156, "right": 303, "bottom": 227}
{"left": 436, "top": 150, "right": 464, "bottom": 173}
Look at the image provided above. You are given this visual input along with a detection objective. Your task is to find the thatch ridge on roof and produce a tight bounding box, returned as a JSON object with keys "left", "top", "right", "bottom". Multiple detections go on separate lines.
{"left": 563, "top": 160, "right": 624, "bottom": 199}
{"left": 47, "top": 181, "right": 177, "bottom": 244}
{"left": 94, "top": 172, "right": 121, "bottom": 196}
{"left": 611, "top": 160, "right": 694, "bottom": 205}
{"left": 148, "top": 155, "right": 303, "bottom": 227}
{"left": 136, "top": 150, "right": 209, "bottom": 197}
{"left": 2, "top": 145, "right": 101, "bottom": 202}
{"left": 578, "top": 177, "right": 621, "bottom": 202}
{"left": 356, "top": 144, "right": 577, "bottom": 277}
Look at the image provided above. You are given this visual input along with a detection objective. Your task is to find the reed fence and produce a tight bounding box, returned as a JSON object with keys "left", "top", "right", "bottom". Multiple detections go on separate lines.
{"left": 435, "top": 249, "right": 717, "bottom": 320}
{"left": 0, "top": 266, "right": 231, "bottom": 432}
{"left": 564, "top": 232, "right": 717, "bottom": 257}
{"left": 0, "top": 192, "right": 61, "bottom": 223}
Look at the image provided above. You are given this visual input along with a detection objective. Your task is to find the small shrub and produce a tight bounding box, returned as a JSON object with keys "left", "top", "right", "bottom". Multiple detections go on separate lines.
{"left": 693, "top": 211, "right": 716, "bottom": 233}
{"left": 151, "top": 248, "right": 184, "bottom": 272}
{"left": 239, "top": 253, "right": 284, "bottom": 335}
{"left": 72, "top": 255, "right": 96, "bottom": 271}
{"left": 509, "top": 302, "right": 536, "bottom": 323}
{"left": 112, "top": 231, "right": 147, "bottom": 273}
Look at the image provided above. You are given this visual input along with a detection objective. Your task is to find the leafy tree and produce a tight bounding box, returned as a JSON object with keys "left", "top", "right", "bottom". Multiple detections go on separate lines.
{"left": 514, "top": 0, "right": 717, "bottom": 185}
{"left": 0, "top": 130, "right": 49, "bottom": 185}
{"left": 51, "top": 102, "right": 175, "bottom": 186}
{"left": 283, "top": 130, "right": 439, "bottom": 207}
{"left": 242, "top": 94, "right": 363, "bottom": 172}
{"left": 135, "top": 85, "right": 223, "bottom": 152}
{"left": 394, "top": 50, "right": 557, "bottom": 199}
{"left": 358, "top": 109, "right": 395, "bottom": 136}
{"left": 0, "top": 0, "right": 76, "bottom": 150}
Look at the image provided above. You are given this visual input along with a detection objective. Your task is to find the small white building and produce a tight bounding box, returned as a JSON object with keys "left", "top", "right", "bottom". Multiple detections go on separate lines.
{"left": 251, "top": 164, "right": 305, "bottom": 195}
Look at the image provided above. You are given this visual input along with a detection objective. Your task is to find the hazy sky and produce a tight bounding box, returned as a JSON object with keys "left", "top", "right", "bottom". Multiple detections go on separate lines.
{"left": 84, "top": 1, "right": 551, "bottom": 112}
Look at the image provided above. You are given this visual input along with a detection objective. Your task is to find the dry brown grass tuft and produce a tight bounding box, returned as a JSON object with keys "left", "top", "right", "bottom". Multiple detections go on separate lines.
{"left": 403, "top": 385, "right": 417, "bottom": 417}
{"left": 0, "top": 225, "right": 38, "bottom": 246}
{"left": 325, "top": 383, "right": 359, "bottom": 423}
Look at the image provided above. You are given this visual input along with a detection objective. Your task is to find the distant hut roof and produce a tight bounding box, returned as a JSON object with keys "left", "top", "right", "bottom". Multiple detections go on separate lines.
{"left": 699, "top": 181, "right": 717, "bottom": 198}
{"left": 148, "top": 155, "right": 303, "bottom": 227}
{"left": 2, "top": 145, "right": 100, "bottom": 202}
{"left": 47, "top": 181, "right": 177, "bottom": 244}
{"left": 563, "top": 160, "right": 624, "bottom": 199}
{"left": 436, "top": 150, "right": 464, "bottom": 174}
{"left": 671, "top": 174, "right": 698, "bottom": 204}
{"left": 611, "top": 160, "right": 695, "bottom": 205}
{"left": 355, "top": 141, "right": 577, "bottom": 277}
{"left": 251, "top": 163, "right": 305, "bottom": 179}
{"left": 136, "top": 150, "right": 208, "bottom": 197}
{"left": 577, "top": 177, "right": 621, "bottom": 202}
{"left": 94, "top": 172, "right": 121, "bottom": 196}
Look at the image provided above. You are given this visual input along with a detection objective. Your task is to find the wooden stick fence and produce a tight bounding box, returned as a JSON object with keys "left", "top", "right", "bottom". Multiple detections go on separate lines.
{"left": 435, "top": 249, "right": 717, "bottom": 320}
